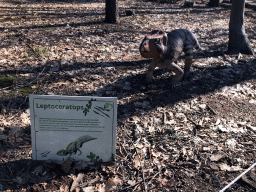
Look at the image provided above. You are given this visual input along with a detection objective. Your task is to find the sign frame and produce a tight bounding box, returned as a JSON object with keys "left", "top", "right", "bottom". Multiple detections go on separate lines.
{"left": 29, "top": 94, "right": 117, "bottom": 163}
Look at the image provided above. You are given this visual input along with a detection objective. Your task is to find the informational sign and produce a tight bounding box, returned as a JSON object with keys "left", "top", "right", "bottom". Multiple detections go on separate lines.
{"left": 29, "top": 95, "right": 117, "bottom": 163}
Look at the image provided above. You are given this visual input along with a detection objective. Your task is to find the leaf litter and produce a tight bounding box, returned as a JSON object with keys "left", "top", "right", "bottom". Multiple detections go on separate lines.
{"left": 0, "top": 0, "right": 256, "bottom": 191}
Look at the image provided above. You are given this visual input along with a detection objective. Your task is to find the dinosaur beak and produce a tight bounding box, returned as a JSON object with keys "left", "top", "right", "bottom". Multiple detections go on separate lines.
{"left": 86, "top": 137, "right": 97, "bottom": 142}
{"left": 83, "top": 136, "right": 97, "bottom": 142}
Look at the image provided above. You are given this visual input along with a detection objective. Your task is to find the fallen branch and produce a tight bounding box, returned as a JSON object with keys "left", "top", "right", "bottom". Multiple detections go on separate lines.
{"left": 219, "top": 162, "right": 256, "bottom": 192}
{"left": 135, "top": 146, "right": 147, "bottom": 192}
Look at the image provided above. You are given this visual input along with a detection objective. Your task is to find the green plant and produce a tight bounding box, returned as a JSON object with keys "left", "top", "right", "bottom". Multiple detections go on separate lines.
{"left": 86, "top": 152, "right": 102, "bottom": 165}
{"left": 19, "top": 86, "right": 43, "bottom": 96}
{"left": 33, "top": 47, "right": 48, "bottom": 56}
{"left": 187, "top": 10, "right": 190, "bottom": 17}
{"left": 26, "top": 47, "right": 49, "bottom": 58}
{"left": 0, "top": 76, "right": 15, "bottom": 88}
{"left": 1, "top": 16, "right": 22, "bottom": 22}
{"left": 45, "top": 27, "right": 56, "bottom": 30}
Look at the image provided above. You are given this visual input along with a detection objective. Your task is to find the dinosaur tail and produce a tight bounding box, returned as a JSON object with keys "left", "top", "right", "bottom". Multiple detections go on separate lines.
{"left": 192, "top": 33, "right": 205, "bottom": 51}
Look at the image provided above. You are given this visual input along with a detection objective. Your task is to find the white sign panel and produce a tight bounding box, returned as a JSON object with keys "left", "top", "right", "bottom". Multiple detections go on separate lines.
{"left": 29, "top": 95, "right": 117, "bottom": 163}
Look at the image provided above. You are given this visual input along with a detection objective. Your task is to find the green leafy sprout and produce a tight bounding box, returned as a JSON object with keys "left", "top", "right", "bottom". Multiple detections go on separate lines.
{"left": 87, "top": 152, "right": 102, "bottom": 165}
{"left": 0, "top": 76, "right": 15, "bottom": 88}
{"left": 83, "top": 98, "right": 96, "bottom": 116}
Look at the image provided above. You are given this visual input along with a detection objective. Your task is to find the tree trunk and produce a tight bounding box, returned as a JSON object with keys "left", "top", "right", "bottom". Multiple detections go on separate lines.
{"left": 228, "top": 0, "right": 254, "bottom": 55}
{"left": 105, "top": 0, "right": 119, "bottom": 23}
{"left": 208, "top": 0, "right": 219, "bottom": 7}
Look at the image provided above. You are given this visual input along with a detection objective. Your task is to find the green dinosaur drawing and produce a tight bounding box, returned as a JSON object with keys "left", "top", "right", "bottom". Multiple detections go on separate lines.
{"left": 57, "top": 135, "right": 97, "bottom": 156}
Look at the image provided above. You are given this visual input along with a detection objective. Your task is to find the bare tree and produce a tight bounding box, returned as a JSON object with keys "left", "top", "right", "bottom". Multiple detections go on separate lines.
{"left": 208, "top": 0, "right": 219, "bottom": 7}
{"left": 228, "top": 0, "right": 254, "bottom": 55}
{"left": 105, "top": 0, "right": 119, "bottom": 23}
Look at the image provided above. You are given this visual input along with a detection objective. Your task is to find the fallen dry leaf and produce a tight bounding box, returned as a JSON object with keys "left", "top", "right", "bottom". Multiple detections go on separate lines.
{"left": 61, "top": 157, "right": 73, "bottom": 173}
{"left": 70, "top": 173, "right": 85, "bottom": 192}
{"left": 105, "top": 176, "right": 122, "bottom": 191}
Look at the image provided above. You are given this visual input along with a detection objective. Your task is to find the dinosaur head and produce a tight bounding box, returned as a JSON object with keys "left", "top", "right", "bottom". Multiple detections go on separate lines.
{"left": 57, "top": 149, "right": 67, "bottom": 156}
{"left": 139, "top": 30, "right": 167, "bottom": 60}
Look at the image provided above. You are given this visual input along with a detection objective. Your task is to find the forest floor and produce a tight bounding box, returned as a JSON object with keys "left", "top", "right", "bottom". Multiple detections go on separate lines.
{"left": 0, "top": 0, "right": 256, "bottom": 191}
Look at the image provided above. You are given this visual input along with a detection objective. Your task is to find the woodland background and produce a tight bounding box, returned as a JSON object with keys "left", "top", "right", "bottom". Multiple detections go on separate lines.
{"left": 0, "top": 0, "right": 256, "bottom": 191}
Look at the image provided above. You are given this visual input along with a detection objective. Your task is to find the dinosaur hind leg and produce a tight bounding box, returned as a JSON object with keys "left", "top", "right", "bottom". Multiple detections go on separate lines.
{"left": 183, "top": 45, "right": 193, "bottom": 80}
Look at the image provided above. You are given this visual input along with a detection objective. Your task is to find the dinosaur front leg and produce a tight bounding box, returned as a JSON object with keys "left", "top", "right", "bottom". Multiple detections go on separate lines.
{"left": 161, "top": 60, "right": 184, "bottom": 89}
{"left": 146, "top": 59, "right": 157, "bottom": 82}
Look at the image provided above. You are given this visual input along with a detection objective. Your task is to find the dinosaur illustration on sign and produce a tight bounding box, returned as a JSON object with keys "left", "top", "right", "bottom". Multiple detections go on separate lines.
{"left": 57, "top": 135, "right": 97, "bottom": 156}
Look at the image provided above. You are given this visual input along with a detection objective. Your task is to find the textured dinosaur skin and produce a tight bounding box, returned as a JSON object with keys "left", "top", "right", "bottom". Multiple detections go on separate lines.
{"left": 57, "top": 135, "right": 97, "bottom": 156}
{"left": 140, "top": 29, "right": 204, "bottom": 85}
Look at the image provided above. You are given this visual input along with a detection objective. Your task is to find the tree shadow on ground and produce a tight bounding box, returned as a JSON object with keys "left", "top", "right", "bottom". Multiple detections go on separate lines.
{"left": 1, "top": 54, "right": 255, "bottom": 190}
{"left": 2, "top": 0, "right": 103, "bottom": 5}
{"left": 0, "top": 158, "right": 75, "bottom": 190}
{"left": 0, "top": 20, "right": 104, "bottom": 32}
{"left": 2, "top": 57, "right": 255, "bottom": 119}
{"left": 84, "top": 58, "right": 256, "bottom": 120}
{"left": 0, "top": 1, "right": 229, "bottom": 32}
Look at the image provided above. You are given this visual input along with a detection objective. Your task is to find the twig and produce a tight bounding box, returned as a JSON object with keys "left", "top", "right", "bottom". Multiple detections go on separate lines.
{"left": 1, "top": 159, "right": 13, "bottom": 176}
{"left": 241, "top": 172, "right": 256, "bottom": 189}
{"left": 37, "top": 66, "right": 46, "bottom": 85}
{"left": 148, "top": 166, "right": 165, "bottom": 185}
{"left": 115, "top": 153, "right": 140, "bottom": 172}
{"left": 207, "top": 104, "right": 218, "bottom": 115}
{"left": 186, "top": 115, "right": 201, "bottom": 135}
{"left": 26, "top": 43, "right": 35, "bottom": 52}
{"left": 162, "top": 109, "right": 166, "bottom": 125}
{"left": 0, "top": 179, "right": 14, "bottom": 182}
{"left": 135, "top": 147, "right": 148, "bottom": 192}
{"left": 122, "top": 122, "right": 147, "bottom": 191}
{"left": 219, "top": 162, "right": 256, "bottom": 192}
{"left": 119, "top": 166, "right": 165, "bottom": 191}
{"left": 186, "top": 115, "right": 198, "bottom": 126}
{"left": 132, "top": 183, "right": 139, "bottom": 192}
{"left": 121, "top": 143, "right": 129, "bottom": 156}
{"left": 119, "top": 179, "right": 143, "bottom": 191}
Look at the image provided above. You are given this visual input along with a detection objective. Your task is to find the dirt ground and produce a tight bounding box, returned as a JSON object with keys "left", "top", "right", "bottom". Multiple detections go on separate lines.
{"left": 0, "top": 0, "right": 256, "bottom": 191}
